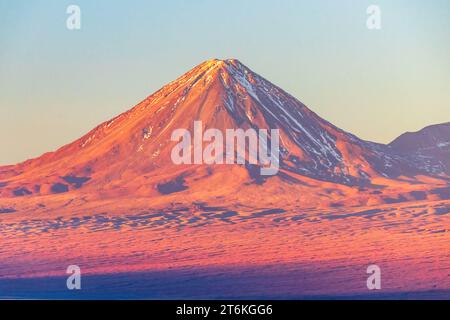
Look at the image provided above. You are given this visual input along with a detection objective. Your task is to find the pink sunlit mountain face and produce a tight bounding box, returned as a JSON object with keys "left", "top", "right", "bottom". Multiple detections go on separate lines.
{"left": 0, "top": 59, "right": 449, "bottom": 299}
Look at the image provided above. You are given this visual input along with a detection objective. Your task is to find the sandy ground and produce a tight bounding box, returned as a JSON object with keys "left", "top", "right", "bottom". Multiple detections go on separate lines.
{"left": 0, "top": 197, "right": 449, "bottom": 299}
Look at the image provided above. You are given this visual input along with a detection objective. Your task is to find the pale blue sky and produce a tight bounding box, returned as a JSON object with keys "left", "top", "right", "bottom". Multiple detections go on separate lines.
{"left": 0, "top": 0, "right": 449, "bottom": 165}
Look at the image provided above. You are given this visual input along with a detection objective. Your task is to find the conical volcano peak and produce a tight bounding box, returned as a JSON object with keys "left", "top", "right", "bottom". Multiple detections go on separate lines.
{"left": 161, "top": 59, "right": 238, "bottom": 91}
{"left": 152, "top": 58, "right": 261, "bottom": 110}
{"left": 199, "top": 58, "right": 244, "bottom": 67}
{"left": 192, "top": 58, "right": 252, "bottom": 79}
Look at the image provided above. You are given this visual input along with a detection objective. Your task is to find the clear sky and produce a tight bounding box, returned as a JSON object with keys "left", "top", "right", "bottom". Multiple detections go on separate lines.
{"left": 0, "top": 0, "right": 449, "bottom": 165}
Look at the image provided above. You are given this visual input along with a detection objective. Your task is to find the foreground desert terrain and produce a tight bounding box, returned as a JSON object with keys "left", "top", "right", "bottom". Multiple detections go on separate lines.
{"left": 0, "top": 189, "right": 449, "bottom": 298}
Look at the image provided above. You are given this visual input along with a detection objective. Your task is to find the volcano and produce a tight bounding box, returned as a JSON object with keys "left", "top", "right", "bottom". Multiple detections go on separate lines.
{"left": 0, "top": 59, "right": 447, "bottom": 201}
{"left": 0, "top": 59, "right": 449, "bottom": 299}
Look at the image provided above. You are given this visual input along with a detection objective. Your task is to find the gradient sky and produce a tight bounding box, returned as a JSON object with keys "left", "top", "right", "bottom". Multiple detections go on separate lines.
{"left": 0, "top": 0, "right": 449, "bottom": 165}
